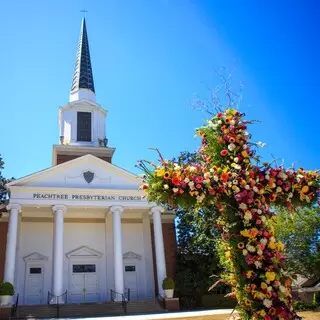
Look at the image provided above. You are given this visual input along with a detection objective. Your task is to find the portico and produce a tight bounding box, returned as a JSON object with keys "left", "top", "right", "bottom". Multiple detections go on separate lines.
{"left": 2, "top": 155, "right": 174, "bottom": 305}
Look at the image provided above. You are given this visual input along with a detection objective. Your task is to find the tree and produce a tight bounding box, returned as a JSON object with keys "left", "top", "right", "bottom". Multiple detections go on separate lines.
{"left": 138, "top": 107, "right": 320, "bottom": 320}
{"left": 0, "top": 155, "right": 14, "bottom": 204}
{"left": 175, "top": 205, "right": 221, "bottom": 297}
{"left": 275, "top": 208, "right": 320, "bottom": 278}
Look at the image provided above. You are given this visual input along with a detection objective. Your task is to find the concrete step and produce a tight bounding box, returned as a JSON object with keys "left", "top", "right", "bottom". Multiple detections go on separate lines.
{"left": 16, "top": 300, "right": 166, "bottom": 319}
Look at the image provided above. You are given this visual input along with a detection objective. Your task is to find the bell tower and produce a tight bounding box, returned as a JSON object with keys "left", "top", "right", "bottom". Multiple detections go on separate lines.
{"left": 53, "top": 18, "right": 115, "bottom": 165}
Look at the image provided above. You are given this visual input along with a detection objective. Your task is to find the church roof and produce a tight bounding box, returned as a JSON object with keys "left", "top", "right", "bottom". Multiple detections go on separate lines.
{"left": 70, "top": 18, "right": 95, "bottom": 94}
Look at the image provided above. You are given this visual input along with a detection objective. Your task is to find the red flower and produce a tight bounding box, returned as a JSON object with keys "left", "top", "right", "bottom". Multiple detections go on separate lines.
{"left": 172, "top": 176, "right": 180, "bottom": 186}
{"left": 220, "top": 149, "right": 229, "bottom": 157}
{"left": 221, "top": 172, "right": 229, "bottom": 183}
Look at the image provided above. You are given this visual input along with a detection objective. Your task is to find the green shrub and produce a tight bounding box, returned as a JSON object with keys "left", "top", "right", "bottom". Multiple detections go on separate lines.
{"left": 293, "top": 300, "right": 318, "bottom": 311}
{"left": 162, "top": 277, "right": 175, "bottom": 290}
{"left": 0, "top": 282, "right": 14, "bottom": 296}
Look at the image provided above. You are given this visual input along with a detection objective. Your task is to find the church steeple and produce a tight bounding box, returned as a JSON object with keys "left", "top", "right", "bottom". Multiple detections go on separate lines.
{"left": 69, "top": 18, "right": 96, "bottom": 103}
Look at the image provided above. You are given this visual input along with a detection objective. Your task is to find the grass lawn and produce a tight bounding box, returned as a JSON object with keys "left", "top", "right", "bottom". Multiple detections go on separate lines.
{"left": 158, "top": 311, "right": 320, "bottom": 320}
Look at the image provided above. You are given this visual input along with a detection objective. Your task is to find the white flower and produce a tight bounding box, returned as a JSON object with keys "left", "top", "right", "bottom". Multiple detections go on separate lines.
{"left": 217, "top": 120, "right": 222, "bottom": 125}
{"left": 234, "top": 187, "right": 240, "bottom": 193}
{"left": 243, "top": 144, "right": 248, "bottom": 149}
{"left": 257, "top": 209, "right": 262, "bottom": 215}
{"left": 244, "top": 212, "right": 252, "bottom": 220}
{"left": 213, "top": 175, "right": 219, "bottom": 182}
{"left": 233, "top": 179, "right": 238, "bottom": 185}
{"left": 164, "top": 184, "right": 169, "bottom": 190}
{"left": 263, "top": 299, "right": 272, "bottom": 308}
{"left": 234, "top": 157, "right": 239, "bottom": 163}
{"left": 267, "top": 286, "right": 273, "bottom": 292}
{"left": 260, "top": 238, "right": 268, "bottom": 245}
{"left": 254, "top": 261, "right": 262, "bottom": 268}
{"left": 261, "top": 216, "right": 266, "bottom": 222}
{"left": 247, "top": 245, "right": 256, "bottom": 252}
{"left": 265, "top": 175, "right": 270, "bottom": 180}
{"left": 189, "top": 166, "right": 197, "bottom": 172}
{"left": 245, "top": 185, "right": 250, "bottom": 190}
{"left": 230, "top": 120, "right": 235, "bottom": 125}
{"left": 278, "top": 172, "right": 288, "bottom": 180}
{"left": 288, "top": 192, "right": 293, "bottom": 199}
{"left": 228, "top": 143, "right": 236, "bottom": 151}
{"left": 279, "top": 285, "right": 286, "bottom": 293}
{"left": 184, "top": 177, "right": 190, "bottom": 183}
{"left": 174, "top": 164, "right": 181, "bottom": 170}
{"left": 253, "top": 186, "right": 259, "bottom": 193}
{"left": 242, "top": 249, "right": 248, "bottom": 256}
{"left": 233, "top": 164, "right": 241, "bottom": 170}
{"left": 188, "top": 181, "right": 195, "bottom": 190}
{"left": 270, "top": 236, "right": 276, "bottom": 243}
{"left": 257, "top": 249, "right": 263, "bottom": 256}
{"left": 239, "top": 203, "right": 247, "bottom": 210}
{"left": 173, "top": 188, "right": 179, "bottom": 193}
{"left": 276, "top": 187, "right": 282, "bottom": 193}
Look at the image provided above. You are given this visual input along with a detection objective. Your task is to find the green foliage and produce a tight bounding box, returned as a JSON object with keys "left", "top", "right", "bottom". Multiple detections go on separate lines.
{"left": 175, "top": 205, "right": 222, "bottom": 295}
{"left": 162, "top": 277, "right": 175, "bottom": 290}
{"left": 0, "top": 155, "right": 14, "bottom": 204}
{"left": 292, "top": 300, "right": 319, "bottom": 311}
{"left": 275, "top": 207, "right": 320, "bottom": 277}
{"left": 0, "top": 282, "right": 14, "bottom": 296}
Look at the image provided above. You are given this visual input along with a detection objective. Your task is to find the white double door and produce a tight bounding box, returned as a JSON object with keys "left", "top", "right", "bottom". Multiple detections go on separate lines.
{"left": 70, "top": 263, "right": 99, "bottom": 303}
{"left": 25, "top": 265, "right": 44, "bottom": 305}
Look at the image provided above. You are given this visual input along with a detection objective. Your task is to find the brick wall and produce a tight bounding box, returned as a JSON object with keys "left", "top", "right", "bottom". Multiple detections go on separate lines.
{"left": 151, "top": 221, "right": 177, "bottom": 294}
{"left": 0, "top": 222, "right": 8, "bottom": 281}
{"left": 56, "top": 154, "right": 111, "bottom": 165}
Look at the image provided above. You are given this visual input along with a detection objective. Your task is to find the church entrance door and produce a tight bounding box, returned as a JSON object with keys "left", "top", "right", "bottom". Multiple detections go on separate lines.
{"left": 70, "top": 264, "right": 99, "bottom": 303}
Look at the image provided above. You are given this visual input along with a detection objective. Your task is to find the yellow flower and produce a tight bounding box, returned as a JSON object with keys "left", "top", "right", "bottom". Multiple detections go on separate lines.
{"left": 241, "top": 150, "right": 249, "bottom": 158}
{"left": 156, "top": 169, "right": 165, "bottom": 177}
{"left": 268, "top": 241, "right": 276, "bottom": 250}
{"left": 240, "top": 229, "right": 250, "bottom": 237}
{"left": 266, "top": 271, "right": 276, "bottom": 283}
{"left": 261, "top": 282, "right": 268, "bottom": 290}
{"left": 225, "top": 251, "right": 231, "bottom": 258}
{"left": 301, "top": 185, "right": 309, "bottom": 193}
{"left": 277, "top": 241, "right": 285, "bottom": 251}
{"left": 259, "top": 310, "right": 266, "bottom": 317}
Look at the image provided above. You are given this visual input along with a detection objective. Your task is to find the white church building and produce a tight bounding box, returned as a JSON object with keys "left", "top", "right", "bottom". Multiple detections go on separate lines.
{"left": 0, "top": 18, "right": 176, "bottom": 306}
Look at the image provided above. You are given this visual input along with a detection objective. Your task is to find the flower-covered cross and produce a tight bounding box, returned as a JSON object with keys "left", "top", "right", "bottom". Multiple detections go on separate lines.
{"left": 138, "top": 109, "right": 320, "bottom": 320}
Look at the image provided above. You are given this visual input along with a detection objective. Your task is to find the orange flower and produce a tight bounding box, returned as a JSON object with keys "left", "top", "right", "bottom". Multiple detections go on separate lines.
{"left": 221, "top": 172, "right": 229, "bottom": 183}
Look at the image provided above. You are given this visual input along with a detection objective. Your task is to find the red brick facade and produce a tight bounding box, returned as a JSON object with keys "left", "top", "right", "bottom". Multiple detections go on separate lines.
{"left": 151, "top": 221, "right": 177, "bottom": 294}
{"left": 0, "top": 222, "right": 8, "bottom": 282}
{"left": 56, "top": 154, "right": 112, "bottom": 165}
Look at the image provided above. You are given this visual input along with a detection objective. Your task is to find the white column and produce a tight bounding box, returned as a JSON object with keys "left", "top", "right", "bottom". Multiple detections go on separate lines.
{"left": 110, "top": 205, "right": 124, "bottom": 295}
{"left": 151, "top": 206, "right": 167, "bottom": 297}
{"left": 4, "top": 204, "right": 21, "bottom": 285}
{"left": 52, "top": 205, "right": 67, "bottom": 298}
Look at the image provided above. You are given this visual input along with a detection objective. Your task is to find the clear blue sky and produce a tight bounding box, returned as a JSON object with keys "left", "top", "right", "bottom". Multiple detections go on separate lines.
{"left": 1, "top": 0, "right": 319, "bottom": 179}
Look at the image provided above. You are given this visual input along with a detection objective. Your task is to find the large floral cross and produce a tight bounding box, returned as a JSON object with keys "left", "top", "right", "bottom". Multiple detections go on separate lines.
{"left": 138, "top": 109, "right": 320, "bottom": 320}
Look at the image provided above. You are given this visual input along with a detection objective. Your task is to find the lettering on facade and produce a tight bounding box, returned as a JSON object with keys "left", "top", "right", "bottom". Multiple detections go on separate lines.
{"left": 32, "top": 193, "right": 142, "bottom": 201}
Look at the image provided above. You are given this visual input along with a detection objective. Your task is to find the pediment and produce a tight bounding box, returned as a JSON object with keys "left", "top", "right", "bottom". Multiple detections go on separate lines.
{"left": 7, "top": 154, "right": 141, "bottom": 190}
{"left": 66, "top": 246, "right": 102, "bottom": 259}
{"left": 23, "top": 252, "right": 48, "bottom": 261}
{"left": 123, "top": 251, "right": 141, "bottom": 260}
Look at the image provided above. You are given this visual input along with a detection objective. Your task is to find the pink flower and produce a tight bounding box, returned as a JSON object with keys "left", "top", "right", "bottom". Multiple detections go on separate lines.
{"left": 194, "top": 176, "right": 204, "bottom": 184}
{"left": 220, "top": 149, "right": 229, "bottom": 156}
{"left": 256, "top": 219, "right": 262, "bottom": 225}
